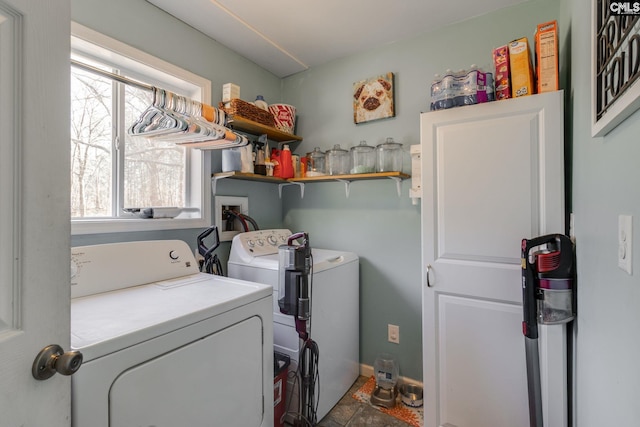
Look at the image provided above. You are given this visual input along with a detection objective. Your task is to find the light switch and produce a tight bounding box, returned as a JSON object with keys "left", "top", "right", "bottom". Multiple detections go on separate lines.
{"left": 618, "top": 215, "right": 632, "bottom": 275}
{"left": 388, "top": 324, "right": 399, "bottom": 344}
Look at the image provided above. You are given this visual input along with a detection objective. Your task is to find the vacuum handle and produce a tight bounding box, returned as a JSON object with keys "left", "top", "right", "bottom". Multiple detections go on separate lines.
{"left": 287, "top": 232, "right": 308, "bottom": 246}
{"left": 197, "top": 225, "right": 220, "bottom": 258}
{"left": 522, "top": 238, "right": 539, "bottom": 339}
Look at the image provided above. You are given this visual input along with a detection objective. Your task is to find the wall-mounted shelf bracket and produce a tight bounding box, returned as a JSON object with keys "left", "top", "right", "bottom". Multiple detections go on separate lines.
{"left": 211, "top": 174, "right": 226, "bottom": 195}
{"left": 389, "top": 176, "right": 402, "bottom": 197}
{"left": 336, "top": 179, "right": 352, "bottom": 198}
{"left": 278, "top": 182, "right": 305, "bottom": 198}
{"left": 333, "top": 176, "right": 401, "bottom": 197}
{"left": 211, "top": 172, "right": 286, "bottom": 195}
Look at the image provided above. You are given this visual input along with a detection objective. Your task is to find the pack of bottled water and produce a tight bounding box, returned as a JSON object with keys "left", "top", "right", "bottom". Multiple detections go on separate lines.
{"left": 430, "top": 66, "right": 495, "bottom": 111}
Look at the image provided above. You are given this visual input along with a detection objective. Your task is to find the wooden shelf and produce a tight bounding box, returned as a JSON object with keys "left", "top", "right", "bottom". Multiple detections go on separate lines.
{"left": 213, "top": 171, "right": 408, "bottom": 183}
{"left": 212, "top": 171, "right": 410, "bottom": 198}
{"left": 227, "top": 116, "right": 302, "bottom": 142}
{"left": 290, "top": 171, "right": 410, "bottom": 183}
{"left": 212, "top": 171, "right": 287, "bottom": 183}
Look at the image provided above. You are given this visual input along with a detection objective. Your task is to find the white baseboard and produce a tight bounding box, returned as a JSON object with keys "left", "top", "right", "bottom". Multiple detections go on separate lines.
{"left": 359, "top": 363, "right": 423, "bottom": 388}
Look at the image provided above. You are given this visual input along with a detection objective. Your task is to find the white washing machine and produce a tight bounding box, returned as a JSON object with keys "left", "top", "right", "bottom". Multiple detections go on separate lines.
{"left": 227, "top": 229, "right": 359, "bottom": 422}
{"left": 70, "top": 240, "right": 273, "bottom": 427}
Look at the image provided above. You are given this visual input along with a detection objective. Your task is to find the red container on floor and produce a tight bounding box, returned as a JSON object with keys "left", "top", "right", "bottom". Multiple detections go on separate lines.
{"left": 274, "top": 352, "right": 290, "bottom": 427}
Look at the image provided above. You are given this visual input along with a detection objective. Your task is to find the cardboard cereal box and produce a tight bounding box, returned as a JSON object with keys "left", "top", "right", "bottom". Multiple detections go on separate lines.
{"left": 508, "top": 37, "right": 535, "bottom": 97}
{"left": 535, "top": 20, "right": 559, "bottom": 93}
{"left": 493, "top": 45, "right": 511, "bottom": 100}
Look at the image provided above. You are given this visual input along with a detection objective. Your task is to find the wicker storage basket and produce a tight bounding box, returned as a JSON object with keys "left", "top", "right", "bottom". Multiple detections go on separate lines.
{"left": 219, "top": 98, "right": 275, "bottom": 127}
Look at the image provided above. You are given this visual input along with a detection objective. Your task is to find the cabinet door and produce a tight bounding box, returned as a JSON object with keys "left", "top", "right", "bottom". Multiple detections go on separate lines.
{"left": 420, "top": 92, "right": 565, "bottom": 427}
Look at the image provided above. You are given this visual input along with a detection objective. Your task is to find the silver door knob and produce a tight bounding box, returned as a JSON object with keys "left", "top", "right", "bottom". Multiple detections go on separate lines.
{"left": 32, "top": 344, "right": 83, "bottom": 380}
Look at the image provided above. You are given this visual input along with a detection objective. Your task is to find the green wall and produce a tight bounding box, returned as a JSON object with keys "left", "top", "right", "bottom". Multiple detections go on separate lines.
{"left": 70, "top": 0, "right": 286, "bottom": 250}
{"left": 569, "top": 0, "right": 640, "bottom": 425}
{"left": 72, "top": 0, "right": 580, "bottom": 387}
{"left": 71, "top": 0, "right": 640, "bottom": 422}
{"left": 281, "top": 0, "right": 565, "bottom": 380}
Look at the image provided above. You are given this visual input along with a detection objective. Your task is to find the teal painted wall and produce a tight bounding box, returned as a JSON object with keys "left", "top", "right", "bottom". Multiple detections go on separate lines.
{"left": 569, "top": 0, "right": 640, "bottom": 425}
{"left": 72, "top": 0, "right": 600, "bottom": 391}
{"left": 70, "top": 0, "right": 285, "bottom": 250}
{"left": 281, "top": 0, "right": 565, "bottom": 381}
{"left": 72, "top": 0, "right": 282, "bottom": 103}
{"left": 69, "top": 0, "right": 640, "bottom": 422}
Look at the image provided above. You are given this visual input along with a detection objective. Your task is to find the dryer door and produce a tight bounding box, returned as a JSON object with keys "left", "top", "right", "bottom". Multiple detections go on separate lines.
{"left": 109, "top": 316, "right": 264, "bottom": 426}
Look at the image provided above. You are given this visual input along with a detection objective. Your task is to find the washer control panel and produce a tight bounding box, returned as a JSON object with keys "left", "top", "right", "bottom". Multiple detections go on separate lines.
{"left": 230, "top": 229, "right": 293, "bottom": 258}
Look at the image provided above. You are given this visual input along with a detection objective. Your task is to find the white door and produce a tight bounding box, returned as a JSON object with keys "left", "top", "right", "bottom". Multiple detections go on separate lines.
{"left": 0, "top": 0, "right": 71, "bottom": 425}
{"left": 421, "top": 91, "right": 566, "bottom": 427}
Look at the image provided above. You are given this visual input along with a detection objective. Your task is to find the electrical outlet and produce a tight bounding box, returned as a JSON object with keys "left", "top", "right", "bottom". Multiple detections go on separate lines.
{"left": 388, "top": 324, "right": 399, "bottom": 344}
{"left": 618, "top": 214, "right": 633, "bottom": 275}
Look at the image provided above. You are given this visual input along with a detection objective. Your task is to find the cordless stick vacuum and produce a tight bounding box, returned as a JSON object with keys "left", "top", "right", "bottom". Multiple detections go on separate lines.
{"left": 278, "top": 232, "right": 319, "bottom": 426}
{"left": 521, "top": 234, "right": 575, "bottom": 427}
{"left": 278, "top": 232, "right": 312, "bottom": 341}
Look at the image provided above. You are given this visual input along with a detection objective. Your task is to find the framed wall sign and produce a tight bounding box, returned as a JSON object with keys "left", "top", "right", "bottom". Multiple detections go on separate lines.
{"left": 591, "top": 0, "right": 640, "bottom": 137}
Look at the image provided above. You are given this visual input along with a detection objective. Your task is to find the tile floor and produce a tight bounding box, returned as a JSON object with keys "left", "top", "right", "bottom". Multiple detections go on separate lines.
{"left": 315, "top": 375, "right": 413, "bottom": 427}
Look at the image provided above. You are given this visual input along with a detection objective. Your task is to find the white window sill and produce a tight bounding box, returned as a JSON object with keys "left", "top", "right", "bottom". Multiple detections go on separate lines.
{"left": 71, "top": 216, "right": 211, "bottom": 235}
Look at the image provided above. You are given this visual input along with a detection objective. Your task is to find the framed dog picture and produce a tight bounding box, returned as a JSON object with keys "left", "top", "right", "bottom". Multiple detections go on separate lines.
{"left": 353, "top": 72, "right": 395, "bottom": 124}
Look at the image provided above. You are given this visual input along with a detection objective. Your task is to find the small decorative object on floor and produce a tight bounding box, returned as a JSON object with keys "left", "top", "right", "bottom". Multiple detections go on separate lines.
{"left": 352, "top": 376, "right": 423, "bottom": 427}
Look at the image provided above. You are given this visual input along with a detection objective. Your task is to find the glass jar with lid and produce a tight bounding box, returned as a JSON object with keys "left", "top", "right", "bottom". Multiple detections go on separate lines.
{"left": 306, "top": 147, "right": 326, "bottom": 176}
{"left": 325, "top": 144, "right": 350, "bottom": 175}
{"left": 350, "top": 140, "right": 375, "bottom": 174}
{"left": 376, "top": 137, "right": 403, "bottom": 172}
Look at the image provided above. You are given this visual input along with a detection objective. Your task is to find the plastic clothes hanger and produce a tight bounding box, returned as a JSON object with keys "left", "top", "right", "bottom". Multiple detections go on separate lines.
{"left": 128, "top": 87, "right": 248, "bottom": 148}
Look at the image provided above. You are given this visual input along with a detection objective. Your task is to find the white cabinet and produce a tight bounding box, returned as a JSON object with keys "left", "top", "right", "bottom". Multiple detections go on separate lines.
{"left": 420, "top": 92, "right": 566, "bottom": 427}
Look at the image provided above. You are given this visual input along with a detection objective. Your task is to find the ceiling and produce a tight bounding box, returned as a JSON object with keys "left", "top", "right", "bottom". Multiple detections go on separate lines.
{"left": 147, "top": 0, "right": 528, "bottom": 78}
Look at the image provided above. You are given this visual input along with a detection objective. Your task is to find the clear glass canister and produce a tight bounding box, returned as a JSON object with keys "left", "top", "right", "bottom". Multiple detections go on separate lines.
{"left": 350, "top": 140, "right": 375, "bottom": 174}
{"left": 376, "top": 137, "right": 403, "bottom": 172}
{"left": 306, "top": 147, "right": 326, "bottom": 176}
{"left": 325, "top": 144, "right": 350, "bottom": 175}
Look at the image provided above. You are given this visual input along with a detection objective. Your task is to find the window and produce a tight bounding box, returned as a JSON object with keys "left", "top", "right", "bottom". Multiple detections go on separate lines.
{"left": 70, "top": 23, "right": 211, "bottom": 234}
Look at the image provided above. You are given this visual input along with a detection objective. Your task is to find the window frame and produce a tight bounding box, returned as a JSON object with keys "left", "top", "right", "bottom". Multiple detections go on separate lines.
{"left": 70, "top": 22, "right": 212, "bottom": 235}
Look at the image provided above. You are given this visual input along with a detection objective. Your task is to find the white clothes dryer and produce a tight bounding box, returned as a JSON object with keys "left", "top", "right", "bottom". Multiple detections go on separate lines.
{"left": 227, "top": 229, "right": 359, "bottom": 422}
{"left": 70, "top": 240, "right": 273, "bottom": 427}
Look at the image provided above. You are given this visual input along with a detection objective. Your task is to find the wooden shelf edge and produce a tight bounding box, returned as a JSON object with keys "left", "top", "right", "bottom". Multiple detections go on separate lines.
{"left": 212, "top": 171, "right": 287, "bottom": 183}
{"left": 289, "top": 172, "right": 410, "bottom": 183}
{"left": 228, "top": 116, "right": 302, "bottom": 142}
{"left": 213, "top": 171, "right": 410, "bottom": 183}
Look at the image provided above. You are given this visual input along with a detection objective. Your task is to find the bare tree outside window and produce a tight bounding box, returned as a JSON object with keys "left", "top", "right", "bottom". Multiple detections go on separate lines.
{"left": 70, "top": 68, "right": 112, "bottom": 217}
{"left": 71, "top": 67, "right": 186, "bottom": 218}
{"left": 124, "top": 86, "right": 185, "bottom": 209}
